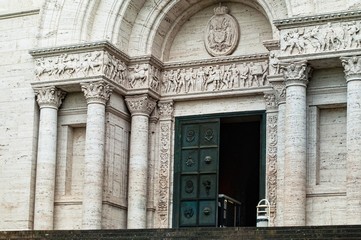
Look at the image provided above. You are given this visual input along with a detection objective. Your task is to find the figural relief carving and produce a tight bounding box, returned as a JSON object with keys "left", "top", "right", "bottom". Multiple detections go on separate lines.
{"left": 205, "top": 3, "right": 239, "bottom": 57}
{"left": 162, "top": 61, "right": 269, "bottom": 94}
{"left": 281, "top": 21, "right": 361, "bottom": 55}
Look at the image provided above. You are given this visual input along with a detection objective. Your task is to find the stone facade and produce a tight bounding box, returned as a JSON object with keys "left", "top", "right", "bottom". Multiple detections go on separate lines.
{"left": 1, "top": 0, "right": 361, "bottom": 230}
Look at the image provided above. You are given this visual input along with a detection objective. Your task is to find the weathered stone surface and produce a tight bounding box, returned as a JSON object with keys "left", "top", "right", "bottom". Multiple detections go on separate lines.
{"left": 1, "top": 0, "right": 361, "bottom": 231}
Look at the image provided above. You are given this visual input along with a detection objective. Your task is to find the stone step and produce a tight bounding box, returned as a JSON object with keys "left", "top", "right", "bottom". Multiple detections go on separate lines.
{"left": 1, "top": 226, "right": 361, "bottom": 240}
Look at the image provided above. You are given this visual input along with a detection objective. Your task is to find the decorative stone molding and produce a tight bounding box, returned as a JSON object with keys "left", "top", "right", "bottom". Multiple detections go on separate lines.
{"left": 158, "top": 122, "right": 171, "bottom": 227}
{"left": 268, "top": 77, "right": 286, "bottom": 104}
{"left": 340, "top": 55, "right": 361, "bottom": 80}
{"left": 280, "top": 20, "right": 361, "bottom": 56}
{"left": 162, "top": 61, "right": 269, "bottom": 94}
{"left": 34, "top": 86, "right": 66, "bottom": 109}
{"left": 125, "top": 94, "right": 157, "bottom": 117}
{"left": 204, "top": 3, "right": 239, "bottom": 57}
{"left": 81, "top": 81, "right": 113, "bottom": 105}
{"left": 158, "top": 100, "right": 174, "bottom": 120}
{"left": 280, "top": 61, "right": 311, "bottom": 86}
{"left": 274, "top": 10, "right": 361, "bottom": 29}
{"left": 266, "top": 114, "right": 278, "bottom": 226}
{"left": 264, "top": 91, "right": 278, "bottom": 111}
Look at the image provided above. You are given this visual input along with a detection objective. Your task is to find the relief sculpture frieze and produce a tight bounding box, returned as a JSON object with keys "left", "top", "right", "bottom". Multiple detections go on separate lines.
{"left": 281, "top": 20, "right": 361, "bottom": 55}
{"left": 162, "top": 61, "right": 269, "bottom": 94}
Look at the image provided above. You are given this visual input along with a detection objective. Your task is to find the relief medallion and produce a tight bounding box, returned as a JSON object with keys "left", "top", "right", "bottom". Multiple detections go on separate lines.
{"left": 204, "top": 4, "right": 239, "bottom": 57}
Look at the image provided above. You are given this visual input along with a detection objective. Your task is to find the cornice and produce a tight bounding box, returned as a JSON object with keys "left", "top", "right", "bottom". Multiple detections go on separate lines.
{"left": 0, "top": 9, "right": 39, "bottom": 20}
{"left": 129, "top": 55, "right": 164, "bottom": 69}
{"left": 274, "top": 10, "right": 361, "bottom": 29}
{"left": 29, "top": 41, "right": 130, "bottom": 63}
{"left": 163, "top": 53, "right": 269, "bottom": 69}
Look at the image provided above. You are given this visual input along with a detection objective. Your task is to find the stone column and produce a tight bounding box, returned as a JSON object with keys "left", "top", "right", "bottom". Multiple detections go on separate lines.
{"left": 269, "top": 77, "right": 286, "bottom": 226}
{"left": 156, "top": 100, "right": 174, "bottom": 228}
{"left": 341, "top": 56, "right": 361, "bottom": 224}
{"left": 33, "top": 86, "right": 66, "bottom": 230}
{"left": 81, "top": 81, "right": 113, "bottom": 229}
{"left": 281, "top": 61, "right": 311, "bottom": 226}
{"left": 125, "top": 94, "right": 157, "bottom": 229}
{"left": 264, "top": 91, "right": 278, "bottom": 226}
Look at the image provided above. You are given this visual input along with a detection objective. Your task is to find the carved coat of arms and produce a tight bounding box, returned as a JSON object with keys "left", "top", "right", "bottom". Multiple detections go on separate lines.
{"left": 204, "top": 4, "right": 239, "bottom": 57}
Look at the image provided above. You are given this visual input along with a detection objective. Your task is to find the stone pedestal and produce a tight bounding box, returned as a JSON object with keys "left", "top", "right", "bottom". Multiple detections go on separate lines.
{"left": 341, "top": 56, "right": 361, "bottom": 224}
{"left": 281, "top": 61, "right": 310, "bottom": 226}
{"left": 33, "top": 86, "right": 66, "bottom": 230}
{"left": 125, "top": 94, "right": 157, "bottom": 229}
{"left": 81, "top": 81, "right": 113, "bottom": 229}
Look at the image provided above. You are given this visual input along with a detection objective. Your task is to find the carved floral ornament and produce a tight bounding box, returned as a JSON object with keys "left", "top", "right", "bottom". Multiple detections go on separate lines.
{"left": 81, "top": 81, "right": 113, "bottom": 104}
{"left": 34, "top": 86, "right": 66, "bottom": 109}
{"left": 280, "top": 60, "right": 311, "bottom": 85}
{"left": 340, "top": 55, "right": 361, "bottom": 78}
{"left": 204, "top": 4, "right": 239, "bottom": 57}
{"left": 281, "top": 20, "right": 361, "bottom": 55}
{"left": 125, "top": 94, "right": 157, "bottom": 116}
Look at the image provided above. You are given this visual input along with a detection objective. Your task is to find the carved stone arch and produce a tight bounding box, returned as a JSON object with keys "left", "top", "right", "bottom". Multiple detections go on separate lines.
{"left": 124, "top": 0, "right": 288, "bottom": 60}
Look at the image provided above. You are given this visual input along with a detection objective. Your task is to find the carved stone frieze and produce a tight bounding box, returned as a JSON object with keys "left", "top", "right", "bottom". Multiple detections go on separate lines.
{"left": 162, "top": 61, "right": 269, "bottom": 94}
{"left": 127, "top": 63, "right": 161, "bottom": 92}
{"left": 340, "top": 55, "right": 361, "bottom": 80}
{"left": 81, "top": 81, "right": 113, "bottom": 105}
{"left": 204, "top": 3, "right": 239, "bottom": 57}
{"left": 125, "top": 94, "right": 157, "bottom": 116}
{"left": 34, "top": 86, "right": 66, "bottom": 109}
{"left": 266, "top": 114, "right": 278, "bottom": 226}
{"left": 34, "top": 51, "right": 128, "bottom": 86}
{"left": 281, "top": 20, "right": 361, "bottom": 55}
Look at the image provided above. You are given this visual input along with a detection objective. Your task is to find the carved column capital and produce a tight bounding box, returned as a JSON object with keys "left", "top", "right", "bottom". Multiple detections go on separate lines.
{"left": 158, "top": 100, "right": 174, "bottom": 120}
{"left": 34, "top": 86, "right": 66, "bottom": 109}
{"left": 125, "top": 94, "right": 157, "bottom": 117}
{"left": 81, "top": 81, "right": 113, "bottom": 105}
{"left": 264, "top": 91, "right": 278, "bottom": 112}
{"left": 341, "top": 56, "right": 361, "bottom": 82}
{"left": 270, "top": 81, "right": 286, "bottom": 104}
{"left": 281, "top": 61, "right": 311, "bottom": 87}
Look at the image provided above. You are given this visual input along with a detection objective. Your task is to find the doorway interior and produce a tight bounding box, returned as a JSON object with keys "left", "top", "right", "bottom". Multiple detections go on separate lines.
{"left": 173, "top": 112, "right": 265, "bottom": 228}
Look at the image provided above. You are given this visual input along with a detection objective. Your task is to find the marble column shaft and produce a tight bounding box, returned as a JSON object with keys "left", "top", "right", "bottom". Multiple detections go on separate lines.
{"left": 341, "top": 56, "right": 361, "bottom": 224}
{"left": 125, "top": 94, "right": 157, "bottom": 229}
{"left": 282, "top": 61, "right": 310, "bottom": 226}
{"left": 33, "top": 86, "right": 66, "bottom": 230}
{"left": 81, "top": 81, "right": 112, "bottom": 229}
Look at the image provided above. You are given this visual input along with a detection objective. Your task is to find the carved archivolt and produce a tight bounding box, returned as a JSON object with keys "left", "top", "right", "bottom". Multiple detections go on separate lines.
{"left": 204, "top": 4, "right": 239, "bottom": 57}
{"left": 281, "top": 21, "right": 361, "bottom": 55}
{"left": 162, "top": 61, "right": 269, "bottom": 94}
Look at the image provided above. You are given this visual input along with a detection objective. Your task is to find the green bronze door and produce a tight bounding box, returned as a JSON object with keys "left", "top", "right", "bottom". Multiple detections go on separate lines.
{"left": 174, "top": 119, "right": 220, "bottom": 227}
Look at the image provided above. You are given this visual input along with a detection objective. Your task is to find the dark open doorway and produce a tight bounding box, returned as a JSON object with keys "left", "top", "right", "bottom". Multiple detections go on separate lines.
{"left": 173, "top": 112, "right": 265, "bottom": 228}
{"left": 219, "top": 116, "right": 261, "bottom": 226}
